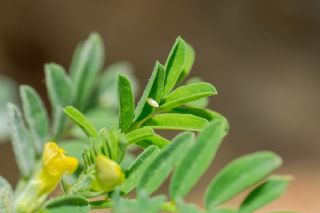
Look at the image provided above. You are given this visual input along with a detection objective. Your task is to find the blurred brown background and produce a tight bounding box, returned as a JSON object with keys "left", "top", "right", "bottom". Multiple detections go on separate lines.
{"left": 0, "top": 1, "right": 319, "bottom": 212}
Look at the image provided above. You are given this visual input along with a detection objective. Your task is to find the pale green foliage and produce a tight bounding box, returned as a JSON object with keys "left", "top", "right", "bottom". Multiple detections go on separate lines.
{"left": 0, "top": 177, "right": 13, "bottom": 213}
{"left": 0, "top": 33, "right": 292, "bottom": 213}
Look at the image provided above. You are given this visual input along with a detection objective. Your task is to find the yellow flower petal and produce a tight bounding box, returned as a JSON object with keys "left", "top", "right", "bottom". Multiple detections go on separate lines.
{"left": 42, "top": 142, "right": 78, "bottom": 178}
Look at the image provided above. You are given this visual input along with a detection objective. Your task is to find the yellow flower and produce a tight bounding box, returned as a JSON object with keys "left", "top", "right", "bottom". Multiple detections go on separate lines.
{"left": 37, "top": 142, "right": 78, "bottom": 193}
{"left": 14, "top": 142, "right": 78, "bottom": 213}
{"left": 92, "top": 155, "right": 125, "bottom": 192}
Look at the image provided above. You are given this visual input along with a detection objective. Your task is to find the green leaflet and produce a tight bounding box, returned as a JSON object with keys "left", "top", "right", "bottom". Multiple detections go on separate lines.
{"left": 45, "top": 63, "right": 72, "bottom": 138}
{"left": 120, "top": 145, "right": 161, "bottom": 194}
{"left": 136, "top": 134, "right": 170, "bottom": 149}
{"left": 20, "top": 85, "right": 49, "bottom": 155}
{"left": 184, "top": 77, "right": 209, "bottom": 108}
{"left": 125, "top": 127, "right": 154, "bottom": 144}
{"left": 117, "top": 74, "right": 135, "bottom": 132}
{"left": 160, "top": 82, "right": 217, "bottom": 110}
{"left": 113, "top": 191, "right": 165, "bottom": 213}
{"left": 138, "top": 132, "right": 194, "bottom": 194}
{"left": 41, "top": 195, "right": 90, "bottom": 213}
{"left": 171, "top": 107, "right": 223, "bottom": 122}
{"left": 143, "top": 113, "right": 208, "bottom": 131}
{"left": 71, "top": 33, "right": 104, "bottom": 110}
{"left": 170, "top": 118, "right": 229, "bottom": 199}
{"left": 238, "top": 176, "right": 291, "bottom": 213}
{"left": 7, "top": 103, "right": 35, "bottom": 178}
{"left": 176, "top": 199, "right": 203, "bottom": 213}
{"left": 0, "top": 177, "right": 13, "bottom": 213}
{"left": 163, "top": 37, "right": 194, "bottom": 96}
{"left": 134, "top": 62, "right": 165, "bottom": 121}
{"left": 205, "top": 152, "right": 282, "bottom": 209}
{"left": 64, "top": 106, "right": 98, "bottom": 138}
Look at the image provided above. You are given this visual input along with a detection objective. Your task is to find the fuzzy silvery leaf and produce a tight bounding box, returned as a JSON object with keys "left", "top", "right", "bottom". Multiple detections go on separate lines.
{"left": 20, "top": 85, "right": 49, "bottom": 155}
{"left": 71, "top": 33, "right": 104, "bottom": 110}
{"left": 0, "top": 177, "right": 13, "bottom": 213}
{"left": 7, "top": 103, "right": 35, "bottom": 178}
{"left": 45, "top": 63, "right": 72, "bottom": 138}
{"left": 0, "top": 75, "right": 17, "bottom": 142}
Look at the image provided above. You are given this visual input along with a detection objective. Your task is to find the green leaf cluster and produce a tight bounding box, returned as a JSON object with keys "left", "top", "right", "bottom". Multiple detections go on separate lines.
{"left": 0, "top": 33, "right": 293, "bottom": 213}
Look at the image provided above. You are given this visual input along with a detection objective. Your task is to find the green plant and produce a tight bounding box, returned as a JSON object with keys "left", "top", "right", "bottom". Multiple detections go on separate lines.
{"left": 0, "top": 33, "right": 293, "bottom": 213}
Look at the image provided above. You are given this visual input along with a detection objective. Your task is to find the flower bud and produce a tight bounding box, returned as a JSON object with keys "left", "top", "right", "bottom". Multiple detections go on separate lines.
{"left": 91, "top": 155, "right": 124, "bottom": 192}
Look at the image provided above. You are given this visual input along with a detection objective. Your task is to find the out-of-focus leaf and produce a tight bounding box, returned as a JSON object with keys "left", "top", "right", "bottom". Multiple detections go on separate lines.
{"left": 60, "top": 140, "right": 88, "bottom": 164}
{"left": 0, "top": 75, "right": 17, "bottom": 142}
{"left": 160, "top": 82, "right": 217, "bottom": 110}
{"left": 125, "top": 127, "right": 154, "bottom": 144}
{"left": 170, "top": 118, "right": 229, "bottom": 199}
{"left": 64, "top": 106, "right": 98, "bottom": 138}
{"left": 238, "top": 176, "right": 291, "bottom": 213}
{"left": 163, "top": 37, "right": 194, "bottom": 96}
{"left": 41, "top": 195, "right": 90, "bottom": 213}
{"left": 117, "top": 74, "right": 135, "bottom": 132}
{"left": 176, "top": 199, "right": 203, "bottom": 213}
{"left": 7, "top": 103, "right": 35, "bottom": 178}
{"left": 120, "top": 145, "right": 160, "bottom": 194}
{"left": 143, "top": 113, "right": 208, "bottom": 131}
{"left": 205, "top": 152, "right": 282, "bottom": 209}
{"left": 134, "top": 62, "right": 165, "bottom": 121}
{"left": 20, "top": 85, "right": 49, "bottom": 155}
{"left": 138, "top": 132, "right": 194, "bottom": 194}
{"left": 98, "top": 62, "right": 138, "bottom": 108}
{"left": 71, "top": 33, "right": 104, "bottom": 110}
{"left": 0, "top": 176, "right": 13, "bottom": 213}
{"left": 208, "top": 207, "right": 237, "bottom": 213}
{"left": 84, "top": 108, "right": 118, "bottom": 130}
{"left": 45, "top": 63, "right": 72, "bottom": 138}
